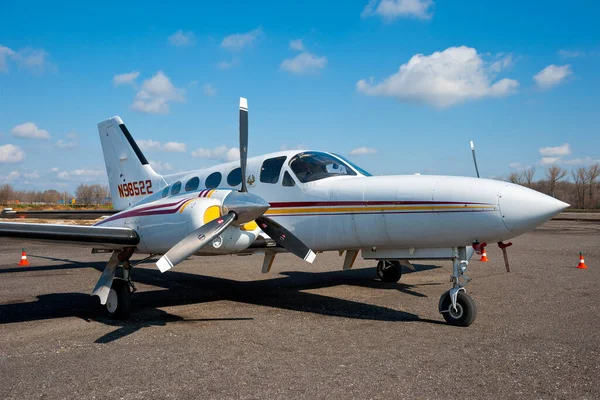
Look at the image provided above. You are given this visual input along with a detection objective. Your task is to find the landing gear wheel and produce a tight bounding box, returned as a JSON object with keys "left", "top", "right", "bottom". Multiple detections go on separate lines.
{"left": 376, "top": 260, "right": 402, "bottom": 283}
{"left": 105, "top": 278, "right": 132, "bottom": 320}
{"left": 439, "top": 291, "right": 477, "bottom": 327}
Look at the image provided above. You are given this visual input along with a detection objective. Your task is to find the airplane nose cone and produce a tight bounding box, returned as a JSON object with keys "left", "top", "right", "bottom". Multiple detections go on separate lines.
{"left": 499, "top": 183, "right": 569, "bottom": 234}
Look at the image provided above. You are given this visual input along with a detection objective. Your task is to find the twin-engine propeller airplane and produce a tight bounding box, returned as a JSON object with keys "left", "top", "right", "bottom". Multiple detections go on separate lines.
{"left": 0, "top": 98, "right": 569, "bottom": 326}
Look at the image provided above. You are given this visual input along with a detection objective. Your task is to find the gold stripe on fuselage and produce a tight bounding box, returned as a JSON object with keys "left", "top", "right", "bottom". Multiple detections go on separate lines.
{"left": 265, "top": 204, "right": 496, "bottom": 215}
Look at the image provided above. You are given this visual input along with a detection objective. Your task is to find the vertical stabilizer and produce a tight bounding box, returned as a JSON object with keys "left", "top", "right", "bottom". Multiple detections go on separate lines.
{"left": 97, "top": 117, "right": 165, "bottom": 210}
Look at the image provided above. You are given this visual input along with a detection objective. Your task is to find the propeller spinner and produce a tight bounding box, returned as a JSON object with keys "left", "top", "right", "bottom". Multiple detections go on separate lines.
{"left": 156, "top": 97, "right": 316, "bottom": 272}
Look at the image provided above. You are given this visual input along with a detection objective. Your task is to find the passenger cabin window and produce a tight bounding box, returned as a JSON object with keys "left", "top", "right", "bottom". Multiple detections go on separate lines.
{"left": 185, "top": 177, "right": 200, "bottom": 192}
{"left": 260, "top": 156, "right": 286, "bottom": 184}
{"left": 205, "top": 172, "right": 222, "bottom": 188}
{"left": 162, "top": 186, "right": 170, "bottom": 198}
{"left": 227, "top": 168, "right": 242, "bottom": 187}
{"left": 289, "top": 152, "right": 357, "bottom": 183}
{"left": 171, "top": 181, "right": 182, "bottom": 195}
{"left": 282, "top": 171, "right": 295, "bottom": 187}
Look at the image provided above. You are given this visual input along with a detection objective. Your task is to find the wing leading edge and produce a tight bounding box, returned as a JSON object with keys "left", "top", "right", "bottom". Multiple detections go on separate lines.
{"left": 0, "top": 222, "right": 139, "bottom": 249}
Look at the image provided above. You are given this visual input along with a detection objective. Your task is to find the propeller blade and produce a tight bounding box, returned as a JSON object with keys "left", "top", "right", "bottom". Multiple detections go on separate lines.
{"left": 239, "top": 97, "right": 248, "bottom": 192}
{"left": 255, "top": 216, "right": 316, "bottom": 263}
{"left": 156, "top": 212, "right": 236, "bottom": 272}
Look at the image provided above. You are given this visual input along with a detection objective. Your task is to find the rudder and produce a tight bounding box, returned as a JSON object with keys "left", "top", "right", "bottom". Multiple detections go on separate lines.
{"left": 98, "top": 116, "right": 165, "bottom": 210}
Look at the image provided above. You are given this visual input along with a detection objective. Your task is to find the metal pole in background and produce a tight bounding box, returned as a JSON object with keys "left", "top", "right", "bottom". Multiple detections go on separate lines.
{"left": 470, "top": 141, "right": 480, "bottom": 178}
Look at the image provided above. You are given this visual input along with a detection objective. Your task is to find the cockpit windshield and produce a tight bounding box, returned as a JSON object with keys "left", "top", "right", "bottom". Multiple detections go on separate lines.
{"left": 289, "top": 151, "right": 358, "bottom": 183}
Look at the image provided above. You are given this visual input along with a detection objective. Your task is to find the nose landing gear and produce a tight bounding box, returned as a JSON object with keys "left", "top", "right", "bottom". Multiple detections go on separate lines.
{"left": 438, "top": 246, "right": 477, "bottom": 327}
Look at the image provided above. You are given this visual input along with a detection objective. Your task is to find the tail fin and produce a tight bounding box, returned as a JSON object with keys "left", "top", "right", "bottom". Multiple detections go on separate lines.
{"left": 98, "top": 116, "right": 165, "bottom": 210}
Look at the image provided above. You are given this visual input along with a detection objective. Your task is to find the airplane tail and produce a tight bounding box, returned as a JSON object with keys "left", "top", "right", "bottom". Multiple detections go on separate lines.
{"left": 97, "top": 117, "right": 165, "bottom": 210}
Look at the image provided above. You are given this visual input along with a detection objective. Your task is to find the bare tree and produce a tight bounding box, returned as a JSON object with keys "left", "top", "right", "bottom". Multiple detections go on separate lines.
{"left": 0, "top": 184, "right": 14, "bottom": 206}
{"left": 521, "top": 167, "right": 536, "bottom": 188}
{"left": 508, "top": 172, "right": 525, "bottom": 185}
{"left": 75, "top": 184, "right": 94, "bottom": 206}
{"left": 586, "top": 164, "right": 600, "bottom": 198}
{"left": 545, "top": 165, "right": 568, "bottom": 197}
{"left": 90, "top": 184, "right": 109, "bottom": 205}
{"left": 572, "top": 168, "right": 586, "bottom": 209}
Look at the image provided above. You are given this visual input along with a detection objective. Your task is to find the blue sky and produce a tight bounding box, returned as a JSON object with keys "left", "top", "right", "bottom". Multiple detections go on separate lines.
{"left": 1, "top": 0, "right": 599, "bottom": 192}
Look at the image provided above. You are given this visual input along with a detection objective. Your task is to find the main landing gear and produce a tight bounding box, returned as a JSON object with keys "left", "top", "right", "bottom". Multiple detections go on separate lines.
{"left": 438, "top": 247, "right": 477, "bottom": 327}
{"left": 376, "top": 260, "right": 402, "bottom": 283}
{"left": 91, "top": 249, "right": 140, "bottom": 320}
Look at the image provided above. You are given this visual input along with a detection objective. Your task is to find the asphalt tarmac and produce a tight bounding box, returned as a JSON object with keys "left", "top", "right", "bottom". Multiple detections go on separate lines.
{"left": 1, "top": 219, "right": 599, "bottom": 399}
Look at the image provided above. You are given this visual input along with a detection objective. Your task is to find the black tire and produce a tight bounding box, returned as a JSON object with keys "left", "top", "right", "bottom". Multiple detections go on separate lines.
{"left": 376, "top": 260, "right": 402, "bottom": 283}
{"left": 105, "top": 279, "right": 132, "bottom": 320}
{"left": 439, "top": 291, "right": 477, "bottom": 327}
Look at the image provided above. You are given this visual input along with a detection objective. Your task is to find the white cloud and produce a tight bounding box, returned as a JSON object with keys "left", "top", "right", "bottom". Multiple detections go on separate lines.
{"left": 51, "top": 167, "right": 59, "bottom": 172}
{"left": 509, "top": 162, "right": 532, "bottom": 170}
{"left": 191, "top": 145, "right": 239, "bottom": 162}
{"left": 362, "top": 0, "right": 434, "bottom": 20}
{"left": 350, "top": 147, "right": 378, "bottom": 155}
{"left": 5, "top": 171, "right": 20, "bottom": 180}
{"left": 58, "top": 169, "right": 105, "bottom": 181}
{"left": 281, "top": 52, "right": 328, "bottom": 75}
{"left": 217, "top": 59, "right": 236, "bottom": 69}
{"left": 149, "top": 160, "right": 173, "bottom": 172}
{"left": 557, "top": 49, "right": 584, "bottom": 58}
{"left": 221, "top": 28, "right": 262, "bottom": 51}
{"left": 0, "top": 45, "right": 16, "bottom": 72}
{"left": 203, "top": 83, "right": 217, "bottom": 96}
{"left": 23, "top": 170, "right": 39, "bottom": 179}
{"left": 168, "top": 30, "right": 195, "bottom": 47}
{"left": 11, "top": 122, "right": 50, "bottom": 139}
{"left": 357, "top": 46, "right": 519, "bottom": 108}
{"left": 533, "top": 65, "right": 572, "bottom": 90}
{"left": 0, "top": 45, "right": 52, "bottom": 74}
{"left": 539, "top": 143, "right": 571, "bottom": 157}
{"left": 290, "top": 39, "right": 305, "bottom": 51}
{"left": 138, "top": 139, "right": 162, "bottom": 151}
{"left": 563, "top": 157, "right": 600, "bottom": 166}
{"left": 163, "top": 142, "right": 187, "bottom": 152}
{"left": 113, "top": 71, "right": 140, "bottom": 86}
{"left": 138, "top": 139, "right": 186, "bottom": 152}
{"left": 131, "top": 71, "right": 185, "bottom": 114}
{"left": 540, "top": 157, "right": 561, "bottom": 165}
{"left": 55, "top": 133, "right": 79, "bottom": 149}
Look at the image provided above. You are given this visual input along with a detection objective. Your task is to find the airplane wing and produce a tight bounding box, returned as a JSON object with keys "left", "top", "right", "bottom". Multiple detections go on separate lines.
{"left": 0, "top": 222, "right": 139, "bottom": 250}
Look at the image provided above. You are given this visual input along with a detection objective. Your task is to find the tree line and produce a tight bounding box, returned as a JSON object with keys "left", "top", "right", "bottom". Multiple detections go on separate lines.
{"left": 0, "top": 184, "right": 110, "bottom": 207}
{"left": 507, "top": 164, "right": 600, "bottom": 209}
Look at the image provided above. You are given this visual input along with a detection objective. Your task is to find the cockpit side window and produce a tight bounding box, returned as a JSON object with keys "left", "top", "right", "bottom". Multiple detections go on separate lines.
{"left": 282, "top": 171, "right": 296, "bottom": 187}
{"left": 260, "top": 156, "right": 286, "bottom": 184}
{"left": 162, "top": 186, "right": 170, "bottom": 198}
{"left": 289, "top": 152, "right": 357, "bottom": 183}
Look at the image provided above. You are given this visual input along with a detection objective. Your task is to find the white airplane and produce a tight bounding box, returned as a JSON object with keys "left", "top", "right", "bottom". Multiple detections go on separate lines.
{"left": 0, "top": 98, "right": 569, "bottom": 326}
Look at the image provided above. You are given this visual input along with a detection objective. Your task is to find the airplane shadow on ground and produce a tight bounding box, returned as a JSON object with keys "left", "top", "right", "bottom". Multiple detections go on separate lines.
{"left": 0, "top": 259, "right": 445, "bottom": 342}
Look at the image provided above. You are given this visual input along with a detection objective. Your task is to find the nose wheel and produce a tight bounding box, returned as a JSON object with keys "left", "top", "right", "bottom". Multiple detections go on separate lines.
{"left": 376, "top": 260, "right": 402, "bottom": 283}
{"left": 439, "top": 290, "right": 477, "bottom": 326}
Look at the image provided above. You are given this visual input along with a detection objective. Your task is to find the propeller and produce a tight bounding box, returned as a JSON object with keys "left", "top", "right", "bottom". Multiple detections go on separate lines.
{"left": 156, "top": 212, "right": 237, "bottom": 272}
{"left": 155, "top": 97, "right": 316, "bottom": 272}
{"left": 239, "top": 97, "right": 248, "bottom": 193}
{"left": 256, "top": 216, "right": 316, "bottom": 263}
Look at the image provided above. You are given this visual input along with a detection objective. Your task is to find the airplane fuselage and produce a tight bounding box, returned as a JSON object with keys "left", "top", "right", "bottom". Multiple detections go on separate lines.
{"left": 96, "top": 150, "right": 566, "bottom": 257}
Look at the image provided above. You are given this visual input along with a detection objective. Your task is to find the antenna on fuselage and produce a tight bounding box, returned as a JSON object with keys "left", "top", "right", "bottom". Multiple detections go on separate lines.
{"left": 470, "top": 140, "right": 480, "bottom": 178}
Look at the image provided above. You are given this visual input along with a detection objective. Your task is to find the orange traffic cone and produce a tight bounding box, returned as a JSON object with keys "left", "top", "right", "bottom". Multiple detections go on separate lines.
{"left": 18, "top": 248, "right": 29, "bottom": 267}
{"left": 576, "top": 252, "right": 588, "bottom": 269}
{"left": 479, "top": 247, "right": 489, "bottom": 262}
